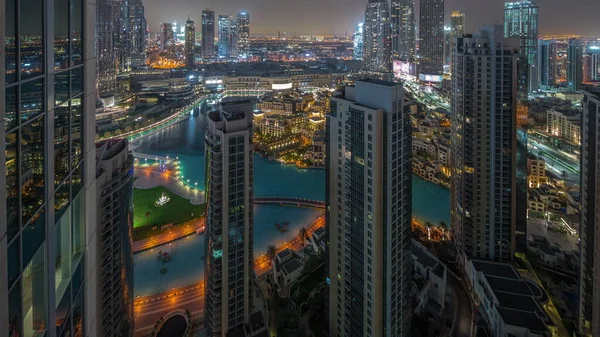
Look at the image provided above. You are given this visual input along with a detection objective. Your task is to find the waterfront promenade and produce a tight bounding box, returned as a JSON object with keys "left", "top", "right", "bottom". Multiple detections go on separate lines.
{"left": 133, "top": 215, "right": 325, "bottom": 335}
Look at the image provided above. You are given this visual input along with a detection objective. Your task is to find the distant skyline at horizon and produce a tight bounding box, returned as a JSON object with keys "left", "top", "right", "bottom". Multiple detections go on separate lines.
{"left": 142, "top": 0, "right": 600, "bottom": 37}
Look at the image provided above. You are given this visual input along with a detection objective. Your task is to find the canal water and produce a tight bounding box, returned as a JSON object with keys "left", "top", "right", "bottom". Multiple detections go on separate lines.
{"left": 132, "top": 108, "right": 450, "bottom": 297}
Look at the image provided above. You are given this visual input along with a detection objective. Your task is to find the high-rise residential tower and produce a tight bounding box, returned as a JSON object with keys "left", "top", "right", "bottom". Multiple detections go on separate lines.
{"left": 585, "top": 46, "right": 600, "bottom": 82}
{"left": 204, "top": 100, "right": 255, "bottom": 336}
{"left": 451, "top": 25, "right": 519, "bottom": 262}
{"left": 161, "top": 22, "right": 174, "bottom": 49}
{"left": 418, "top": 0, "right": 444, "bottom": 80}
{"left": 128, "top": 0, "right": 147, "bottom": 68}
{"left": 353, "top": 22, "right": 364, "bottom": 60}
{"left": 218, "top": 14, "right": 231, "bottom": 58}
{"left": 568, "top": 38, "right": 584, "bottom": 91}
{"left": 445, "top": 11, "right": 465, "bottom": 66}
{"left": 97, "top": 0, "right": 123, "bottom": 100}
{"left": 363, "top": 0, "right": 392, "bottom": 73}
{"left": 579, "top": 90, "right": 600, "bottom": 337}
{"left": 391, "top": 0, "right": 416, "bottom": 61}
{"left": 327, "top": 79, "right": 412, "bottom": 337}
{"left": 237, "top": 12, "right": 251, "bottom": 57}
{"left": 95, "top": 139, "right": 135, "bottom": 336}
{"left": 185, "top": 18, "right": 196, "bottom": 67}
{"left": 538, "top": 39, "right": 558, "bottom": 89}
{"left": 1, "top": 0, "right": 107, "bottom": 334}
{"left": 202, "top": 9, "right": 216, "bottom": 58}
{"left": 504, "top": 0, "right": 539, "bottom": 95}
{"left": 230, "top": 18, "right": 239, "bottom": 58}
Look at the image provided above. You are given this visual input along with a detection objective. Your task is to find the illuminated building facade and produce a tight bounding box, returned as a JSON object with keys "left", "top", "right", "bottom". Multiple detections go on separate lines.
{"left": 237, "top": 12, "right": 251, "bottom": 57}
{"left": 538, "top": 39, "right": 558, "bottom": 89}
{"left": 579, "top": 90, "right": 600, "bottom": 337}
{"left": 504, "top": 0, "right": 539, "bottom": 95}
{"left": 204, "top": 100, "right": 255, "bottom": 336}
{"left": 445, "top": 11, "right": 465, "bottom": 65}
{"left": 97, "top": 0, "right": 123, "bottom": 99}
{"left": 218, "top": 14, "right": 231, "bottom": 58}
{"left": 161, "top": 22, "right": 174, "bottom": 49}
{"left": 391, "top": 0, "right": 416, "bottom": 61}
{"left": 418, "top": 0, "right": 444, "bottom": 81}
{"left": 202, "top": 9, "right": 216, "bottom": 58}
{"left": 363, "top": 0, "right": 392, "bottom": 73}
{"left": 567, "top": 38, "right": 583, "bottom": 91}
{"left": 185, "top": 18, "right": 196, "bottom": 67}
{"left": 353, "top": 22, "right": 364, "bottom": 60}
{"left": 230, "top": 18, "right": 239, "bottom": 58}
{"left": 585, "top": 46, "right": 600, "bottom": 82}
{"left": 127, "top": 0, "right": 148, "bottom": 68}
{"left": 327, "top": 79, "right": 412, "bottom": 337}
{"left": 451, "top": 25, "right": 518, "bottom": 262}
{"left": 1, "top": 0, "right": 109, "bottom": 333}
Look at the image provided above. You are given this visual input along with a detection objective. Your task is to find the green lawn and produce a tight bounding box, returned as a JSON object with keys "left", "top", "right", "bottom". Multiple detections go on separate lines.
{"left": 133, "top": 185, "right": 205, "bottom": 229}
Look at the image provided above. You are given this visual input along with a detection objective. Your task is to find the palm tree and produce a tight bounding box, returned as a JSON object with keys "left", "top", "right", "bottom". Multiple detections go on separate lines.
{"left": 424, "top": 221, "right": 433, "bottom": 241}
{"left": 298, "top": 226, "right": 309, "bottom": 247}
{"left": 438, "top": 221, "right": 449, "bottom": 240}
{"left": 266, "top": 245, "right": 277, "bottom": 267}
{"left": 145, "top": 211, "right": 151, "bottom": 225}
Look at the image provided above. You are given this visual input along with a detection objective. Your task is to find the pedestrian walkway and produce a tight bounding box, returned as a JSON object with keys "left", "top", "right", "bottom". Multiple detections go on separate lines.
{"left": 134, "top": 168, "right": 204, "bottom": 205}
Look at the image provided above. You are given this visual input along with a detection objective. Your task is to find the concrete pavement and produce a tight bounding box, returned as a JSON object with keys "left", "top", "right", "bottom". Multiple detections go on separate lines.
{"left": 133, "top": 218, "right": 205, "bottom": 253}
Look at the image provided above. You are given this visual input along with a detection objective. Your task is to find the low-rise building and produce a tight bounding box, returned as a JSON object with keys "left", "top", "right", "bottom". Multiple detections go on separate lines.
{"left": 546, "top": 109, "right": 581, "bottom": 145}
{"left": 465, "top": 259, "right": 557, "bottom": 337}
{"left": 273, "top": 248, "right": 304, "bottom": 297}
{"left": 527, "top": 158, "right": 549, "bottom": 188}
{"left": 412, "top": 241, "right": 448, "bottom": 315}
{"left": 306, "top": 131, "right": 325, "bottom": 166}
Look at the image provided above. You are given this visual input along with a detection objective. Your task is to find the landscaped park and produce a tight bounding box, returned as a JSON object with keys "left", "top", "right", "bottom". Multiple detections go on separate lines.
{"left": 133, "top": 185, "right": 205, "bottom": 241}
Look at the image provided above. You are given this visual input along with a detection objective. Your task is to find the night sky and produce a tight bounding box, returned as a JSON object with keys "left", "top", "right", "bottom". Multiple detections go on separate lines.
{"left": 143, "top": 0, "right": 600, "bottom": 36}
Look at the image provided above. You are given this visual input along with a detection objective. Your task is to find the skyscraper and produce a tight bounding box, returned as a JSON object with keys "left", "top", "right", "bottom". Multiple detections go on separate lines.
{"left": 391, "top": 0, "right": 416, "bottom": 61}
{"left": 451, "top": 25, "right": 519, "bottom": 262}
{"left": 418, "top": 0, "right": 444, "bottom": 80}
{"left": 327, "top": 79, "right": 412, "bottom": 337}
{"left": 204, "top": 100, "right": 255, "bottom": 336}
{"left": 202, "top": 9, "right": 216, "bottom": 58}
{"left": 538, "top": 39, "right": 558, "bottom": 89}
{"left": 445, "top": 11, "right": 465, "bottom": 66}
{"left": 161, "top": 22, "right": 174, "bottom": 50}
{"left": 1, "top": 0, "right": 103, "bottom": 334}
{"left": 579, "top": 89, "right": 600, "bottom": 337}
{"left": 567, "top": 38, "right": 584, "bottom": 91}
{"left": 127, "top": 0, "right": 147, "bottom": 68}
{"left": 363, "top": 0, "right": 392, "bottom": 73}
{"left": 97, "top": 0, "right": 122, "bottom": 99}
{"left": 230, "top": 18, "right": 239, "bottom": 58}
{"left": 237, "top": 12, "right": 251, "bottom": 57}
{"left": 185, "top": 18, "right": 196, "bottom": 67}
{"left": 95, "top": 139, "right": 135, "bottom": 336}
{"left": 504, "top": 0, "right": 539, "bottom": 95}
{"left": 218, "top": 14, "right": 231, "bottom": 58}
{"left": 353, "top": 22, "right": 364, "bottom": 60}
{"left": 585, "top": 46, "right": 600, "bottom": 82}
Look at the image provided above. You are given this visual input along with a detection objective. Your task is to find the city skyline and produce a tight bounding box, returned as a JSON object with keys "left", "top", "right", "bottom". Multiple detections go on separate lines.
{"left": 142, "top": 0, "right": 600, "bottom": 36}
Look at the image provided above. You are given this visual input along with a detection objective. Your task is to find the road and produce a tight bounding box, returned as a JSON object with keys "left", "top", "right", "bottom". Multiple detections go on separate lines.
{"left": 528, "top": 137, "right": 580, "bottom": 184}
{"left": 133, "top": 218, "right": 205, "bottom": 252}
{"left": 447, "top": 270, "right": 474, "bottom": 337}
{"left": 133, "top": 215, "right": 325, "bottom": 333}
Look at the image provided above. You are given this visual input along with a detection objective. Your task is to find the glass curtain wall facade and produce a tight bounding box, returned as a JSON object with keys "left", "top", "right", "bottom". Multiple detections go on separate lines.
{"left": 202, "top": 9, "right": 215, "bottom": 59}
{"left": 363, "top": 0, "right": 392, "bottom": 73}
{"left": 237, "top": 12, "right": 250, "bottom": 58}
{"left": 218, "top": 15, "right": 231, "bottom": 58}
{"left": 418, "top": 0, "right": 444, "bottom": 78}
{"left": 2, "top": 0, "right": 97, "bottom": 333}
{"left": 391, "top": 0, "right": 416, "bottom": 61}
{"left": 185, "top": 19, "right": 196, "bottom": 67}
{"left": 504, "top": 0, "right": 539, "bottom": 95}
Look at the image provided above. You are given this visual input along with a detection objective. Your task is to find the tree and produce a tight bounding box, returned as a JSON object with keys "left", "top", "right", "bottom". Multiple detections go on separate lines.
{"left": 145, "top": 211, "right": 151, "bottom": 225}
{"left": 438, "top": 221, "right": 449, "bottom": 240}
{"left": 424, "top": 221, "right": 433, "bottom": 241}
{"left": 266, "top": 245, "right": 278, "bottom": 267}
{"left": 298, "top": 226, "right": 309, "bottom": 247}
